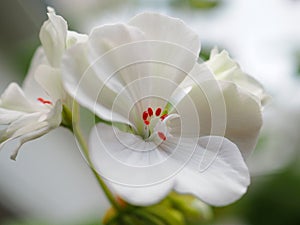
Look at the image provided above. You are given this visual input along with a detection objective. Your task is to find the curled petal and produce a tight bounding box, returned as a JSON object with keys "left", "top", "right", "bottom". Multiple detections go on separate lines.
{"left": 0, "top": 83, "right": 42, "bottom": 112}
{"left": 174, "top": 136, "right": 250, "bottom": 206}
{"left": 9, "top": 126, "right": 53, "bottom": 161}
{"left": 0, "top": 101, "right": 61, "bottom": 160}
{"left": 39, "top": 7, "right": 67, "bottom": 67}
{"left": 220, "top": 82, "right": 263, "bottom": 158}
{"left": 207, "top": 49, "right": 270, "bottom": 105}
{"left": 187, "top": 79, "right": 262, "bottom": 159}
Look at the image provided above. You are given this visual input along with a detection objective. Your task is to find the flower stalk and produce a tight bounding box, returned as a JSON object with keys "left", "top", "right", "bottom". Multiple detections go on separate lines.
{"left": 64, "top": 101, "right": 122, "bottom": 213}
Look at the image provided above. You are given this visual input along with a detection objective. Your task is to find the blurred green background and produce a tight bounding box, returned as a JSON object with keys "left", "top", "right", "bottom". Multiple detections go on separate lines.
{"left": 1, "top": 0, "right": 300, "bottom": 224}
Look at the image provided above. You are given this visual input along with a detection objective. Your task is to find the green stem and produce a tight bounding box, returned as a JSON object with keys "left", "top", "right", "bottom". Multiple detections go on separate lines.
{"left": 73, "top": 124, "right": 121, "bottom": 212}
{"left": 132, "top": 210, "right": 165, "bottom": 225}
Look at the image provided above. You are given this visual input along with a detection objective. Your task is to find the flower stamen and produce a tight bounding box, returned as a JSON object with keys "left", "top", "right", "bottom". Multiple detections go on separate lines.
{"left": 155, "top": 108, "right": 162, "bottom": 116}
{"left": 143, "top": 111, "right": 148, "bottom": 120}
{"left": 160, "top": 114, "right": 168, "bottom": 121}
{"left": 142, "top": 107, "right": 169, "bottom": 128}
{"left": 148, "top": 107, "right": 153, "bottom": 117}
{"left": 158, "top": 132, "right": 167, "bottom": 141}
{"left": 37, "top": 97, "right": 52, "bottom": 105}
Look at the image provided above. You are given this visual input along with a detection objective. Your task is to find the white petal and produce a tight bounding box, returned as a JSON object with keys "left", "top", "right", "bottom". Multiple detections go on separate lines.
{"left": 0, "top": 100, "right": 61, "bottom": 159}
{"left": 174, "top": 136, "right": 250, "bottom": 206}
{"left": 9, "top": 126, "right": 53, "bottom": 161}
{"left": 207, "top": 50, "right": 269, "bottom": 105}
{"left": 86, "top": 24, "right": 147, "bottom": 104}
{"left": 220, "top": 82, "right": 263, "bottom": 158}
{"left": 89, "top": 123, "right": 178, "bottom": 186}
{"left": 128, "top": 12, "right": 200, "bottom": 56}
{"left": 89, "top": 123, "right": 204, "bottom": 206}
{"left": 128, "top": 13, "right": 201, "bottom": 103}
{"left": 88, "top": 23, "right": 145, "bottom": 60}
{"left": 228, "top": 73, "right": 271, "bottom": 106}
{"left": 66, "top": 31, "right": 88, "bottom": 48}
{"left": 34, "top": 65, "right": 64, "bottom": 101}
{"left": 22, "top": 47, "right": 49, "bottom": 101}
{"left": 62, "top": 43, "right": 130, "bottom": 125}
{"left": 185, "top": 76, "right": 262, "bottom": 158}
{"left": 0, "top": 83, "right": 41, "bottom": 112}
{"left": 108, "top": 180, "right": 175, "bottom": 206}
{"left": 0, "top": 117, "right": 48, "bottom": 158}
{"left": 2, "top": 100, "right": 61, "bottom": 142}
{"left": 175, "top": 63, "right": 227, "bottom": 139}
{"left": 5, "top": 113, "right": 48, "bottom": 140}
{"left": 68, "top": 22, "right": 199, "bottom": 125}
{"left": 0, "top": 108, "right": 26, "bottom": 124}
{"left": 39, "top": 8, "right": 67, "bottom": 67}
{"left": 47, "top": 100, "right": 63, "bottom": 126}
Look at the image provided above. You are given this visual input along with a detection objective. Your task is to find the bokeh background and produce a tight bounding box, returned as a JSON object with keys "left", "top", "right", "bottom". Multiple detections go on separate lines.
{"left": 0, "top": 0, "right": 300, "bottom": 224}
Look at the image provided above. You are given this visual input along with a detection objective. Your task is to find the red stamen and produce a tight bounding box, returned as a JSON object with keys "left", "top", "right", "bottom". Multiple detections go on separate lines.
{"left": 37, "top": 97, "right": 52, "bottom": 105}
{"left": 143, "top": 111, "right": 148, "bottom": 120}
{"left": 144, "top": 120, "right": 150, "bottom": 125}
{"left": 160, "top": 114, "right": 168, "bottom": 121}
{"left": 148, "top": 107, "right": 153, "bottom": 117}
{"left": 158, "top": 132, "right": 166, "bottom": 141}
{"left": 155, "top": 108, "right": 162, "bottom": 116}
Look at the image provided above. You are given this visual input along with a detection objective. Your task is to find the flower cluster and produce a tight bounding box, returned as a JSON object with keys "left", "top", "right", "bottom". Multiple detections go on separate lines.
{"left": 0, "top": 7, "right": 267, "bottom": 213}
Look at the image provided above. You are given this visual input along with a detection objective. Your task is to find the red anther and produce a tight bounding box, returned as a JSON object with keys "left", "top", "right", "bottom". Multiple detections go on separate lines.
{"left": 158, "top": 132, "right": 166, "bottom": 141}
{"left": 37, "top": 97, "right": 52, "bottom": 105}
{"left": 148, "top": 107, "right": 153, "bottom": 117}
{"left": 155, "top": 108, "right": 162, "bottom": 116}
{"left": 144, "top": 120, "right": 150, "bottom": 125}
{"left": 160, "top": 114, "right": 168, "bottom": 121}
{"left": 143, "top": 111, "right": 148, "bottom": 120}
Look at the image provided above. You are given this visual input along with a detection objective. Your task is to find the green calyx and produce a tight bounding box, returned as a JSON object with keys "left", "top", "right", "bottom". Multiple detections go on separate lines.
{"left": 103, "top": 193, "right": 213, "bottom": 225}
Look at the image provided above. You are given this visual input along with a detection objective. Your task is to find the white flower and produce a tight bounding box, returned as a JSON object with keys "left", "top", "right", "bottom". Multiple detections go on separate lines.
{"left": 62, "top": 13, "right": 263, "bottom": 206}
{"left": 0, "top": 83, "right": 61, "bottom": 160}
{"left": 206, "top": 47, "right": 270, "bottom": 106}
{"left": 0, "top": 7, "right": 87, "bottom": 159}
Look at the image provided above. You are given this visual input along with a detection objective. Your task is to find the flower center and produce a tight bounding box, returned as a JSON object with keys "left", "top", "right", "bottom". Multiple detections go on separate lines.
{"left": 142, "top": 107, "right": 168, "bottom": 125}
{"left": 141, "top": 107, "right": 169, "bottom": 141}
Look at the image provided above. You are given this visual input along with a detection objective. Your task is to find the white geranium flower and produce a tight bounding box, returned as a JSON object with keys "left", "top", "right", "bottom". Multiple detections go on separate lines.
{"left": 206, "top": 47, "right": 270, "bottom": 106}
{"left": 0, "top": 83, "right": 61, "bottom": 160}
{"left": 62, "top": 13, "right": 262, "bottom": 206}
{"left": 0, "top": 7, "right": 87, "bottom": 159}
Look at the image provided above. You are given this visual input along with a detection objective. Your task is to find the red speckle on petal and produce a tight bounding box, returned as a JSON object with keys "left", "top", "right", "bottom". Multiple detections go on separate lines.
{"left": 144, "top": 120, "right": 150, "bottom": 125}
{"left": 158, "top": 132, "right": 166, "bottom": 141}
{"left": 155, "top": 108, "right": 162, "bottom": 116}
{"left": 37, "top": 98, "right": 52, "bottom": 105}
{"left": 148, "top": 107, "right": 153, "bottom": 117}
